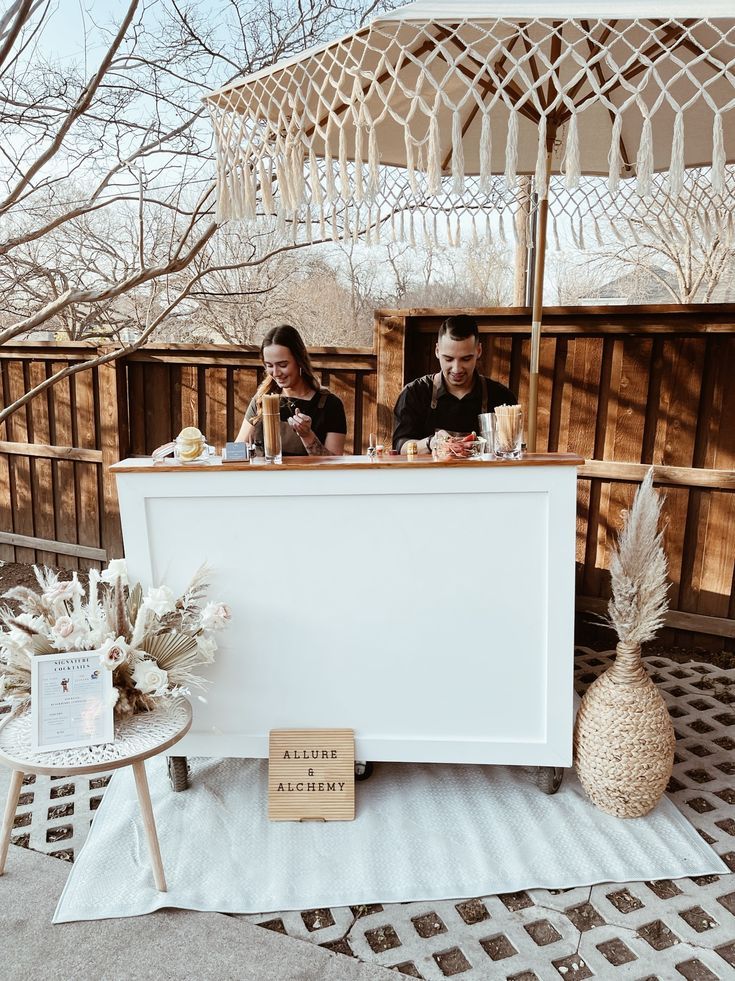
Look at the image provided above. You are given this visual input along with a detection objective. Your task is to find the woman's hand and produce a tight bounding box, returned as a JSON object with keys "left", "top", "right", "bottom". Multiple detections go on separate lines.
{"left": 288, "top": 409, "right": 313, "bottom": 440}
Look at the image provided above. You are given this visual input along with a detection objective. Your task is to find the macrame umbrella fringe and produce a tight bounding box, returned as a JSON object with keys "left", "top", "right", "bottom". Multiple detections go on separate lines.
{"left": 562, "top": 113, "right": 581, "bottom": 189}
{"left": 534, "top": 114, "right": 548, "bottom": 199}
{"left": 636, "top": 115, "right": 654, "bottom": 197}
{"left": 427, "top": 94, "right": 442, "bottom": 196}
{"left": 551, "top": 215, "right": 561, "bottom": 252}
{"left": 668, "top": 111, "right": 685, "bottom": 197}
{"left": 607, "top": 114, "right": 623, "bottom": 194}
{"left": 205, "top": 17, "right": 735, "bottom": 240}
{"left": 504, "top": 109, "right": 519, "bottom": 190}
{"left": 712, "top": 113, "right": 725, "bottom": 194}
{"left": 452, "top": 110, "right": 465, "bottom": 195}
{"left": 479, "top": 110, "right": 492, "bottom": 192}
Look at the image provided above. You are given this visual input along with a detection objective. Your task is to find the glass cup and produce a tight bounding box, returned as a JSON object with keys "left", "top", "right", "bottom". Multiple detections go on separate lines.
{"left": 174, "top": 432, "right": 208, "bottom": 463}
{"left": 493, "top": 406, "right": 524, "bottom": 460}
{"left": 477, "top": 412, "right": 496, "bottom": 460}
{"left": 432, "top": 431, "right": 486, "bottom": 461}
{"left": 261, "top": 394, "right": 282, "bottom": 464}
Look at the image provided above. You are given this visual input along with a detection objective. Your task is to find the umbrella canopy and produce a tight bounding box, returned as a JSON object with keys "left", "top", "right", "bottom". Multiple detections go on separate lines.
{"left": 206, "top": 1, "right": 735, "bottom": 219}
{"left": 204, "top": 2, "right": 735, "bottom": 447}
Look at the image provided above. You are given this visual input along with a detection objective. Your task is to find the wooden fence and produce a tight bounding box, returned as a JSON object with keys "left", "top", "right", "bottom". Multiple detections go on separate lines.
{"left": 0, "top": 342, "right": 376, "bottom": 570}
{"left": 373, "top": 304, "right": 735, "bottom": 648}
{"left": 1, "top": 304, "right": 734, "bottom": 647}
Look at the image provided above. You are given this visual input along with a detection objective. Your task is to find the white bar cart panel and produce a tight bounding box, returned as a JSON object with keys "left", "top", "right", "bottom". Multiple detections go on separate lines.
{"left": 113, "top": 455, "right": 581, "bottom": 767}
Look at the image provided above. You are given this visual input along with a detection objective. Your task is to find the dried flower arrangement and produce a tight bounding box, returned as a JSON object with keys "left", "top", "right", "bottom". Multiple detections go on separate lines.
{"left": 0, "top": 560, "right": 230, "bottom": 720}
{"left": 574, "top": 469, "right": 675, "bottom": 818}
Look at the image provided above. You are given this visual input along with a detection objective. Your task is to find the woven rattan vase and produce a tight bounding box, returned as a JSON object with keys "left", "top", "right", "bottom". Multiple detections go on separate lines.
{"left": 574, "top": 642, "right": 675, "bottom": 818}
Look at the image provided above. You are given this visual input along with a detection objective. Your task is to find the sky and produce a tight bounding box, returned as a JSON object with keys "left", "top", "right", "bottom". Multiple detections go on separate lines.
{"left": 33, "top": 0, "right": 118, "bottom": 63}
{"left": 13, "top": 0, "right": 732, "bottom": 305}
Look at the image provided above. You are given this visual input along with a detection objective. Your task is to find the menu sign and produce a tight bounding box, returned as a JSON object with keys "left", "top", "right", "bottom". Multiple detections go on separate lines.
{"left": 268, "top": 728, "right": 355, "bottom": 821}
{"left": 31, "top": 651, "right": 114, "bottom": 753}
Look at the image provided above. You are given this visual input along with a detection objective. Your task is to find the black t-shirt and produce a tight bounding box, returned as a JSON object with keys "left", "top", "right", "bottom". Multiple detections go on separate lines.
{"left": 392, "top": 373, "right": 517, "bottom": 451}
{"left": 245, "top": 389, "right": 347, "bottom": 453}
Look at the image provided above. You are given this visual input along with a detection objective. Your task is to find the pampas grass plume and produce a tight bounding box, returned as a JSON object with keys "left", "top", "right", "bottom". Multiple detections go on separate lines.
{"left": 607, "top": 468, "right": 669, "bottom": 646}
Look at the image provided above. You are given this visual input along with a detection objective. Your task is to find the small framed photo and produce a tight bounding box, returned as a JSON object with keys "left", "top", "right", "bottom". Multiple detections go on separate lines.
{"left": 31, "top": 651, "right": 114, "bottom": 753}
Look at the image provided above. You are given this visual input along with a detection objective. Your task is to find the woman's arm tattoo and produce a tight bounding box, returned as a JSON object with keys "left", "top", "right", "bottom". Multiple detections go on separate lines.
{"left": 304, "top": 436, "right": 331, "bottom": 456}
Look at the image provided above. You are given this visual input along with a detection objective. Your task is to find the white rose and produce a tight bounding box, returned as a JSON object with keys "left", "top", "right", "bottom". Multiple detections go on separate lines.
{"left": 53, "top": 616, "right": 75, "bottom": 639}
{"left": 50, "top": 615, "right": 82, "bottom": 651}
{"left": 142, "top": 586, "right": 176, "bottom": 619}
{"left": 200, "top": 601, "right": 231, "bottom": 632}
{"left": 57, "top": 618, "right": 75, "bottom": 638}
{"left": 99, "top": 636, "right": 129, "bottom": 670}
{"left": 132, "top": 659, "right": 168, "bottom": 694}
{"left": 44, "top": 579, "right": 84, "bottom": 604}
{"left": 100, "top": 559, "right": 129, "bottom": 587}
{"left": 197, "top": 634, "right": 217, "bottom": 662}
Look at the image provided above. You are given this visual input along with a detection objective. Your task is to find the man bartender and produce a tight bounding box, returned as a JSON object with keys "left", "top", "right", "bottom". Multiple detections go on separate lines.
{"left": 392, "top": 314, "right": 517, "bottom": 455}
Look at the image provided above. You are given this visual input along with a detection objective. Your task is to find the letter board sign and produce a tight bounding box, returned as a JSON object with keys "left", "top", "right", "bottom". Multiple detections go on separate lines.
{"left": 268, "top": 728, "right": 355, "bottom": 821}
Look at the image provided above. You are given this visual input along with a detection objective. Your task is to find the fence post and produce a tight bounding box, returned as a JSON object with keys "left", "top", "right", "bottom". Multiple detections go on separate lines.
{"left": 98, "top": 351, "right": 125, "bottom": 560}
{"left": 375, "top": 312, "right": 406, "bottom": 446}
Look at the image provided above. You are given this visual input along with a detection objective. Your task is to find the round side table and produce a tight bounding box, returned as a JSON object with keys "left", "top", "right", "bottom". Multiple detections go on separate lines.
{"left": 0, "top": 698, "right": 191, "bottom": 892}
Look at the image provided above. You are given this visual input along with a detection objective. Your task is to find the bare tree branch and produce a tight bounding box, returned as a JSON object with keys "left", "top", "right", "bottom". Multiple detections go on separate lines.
{"left": 0, "top": 219, "right": 218, "bottom": 344}
{"left": 0, "top": 0, "right": 141, "bottom": 215}
{"left": 0, "top": 0, "right": 36, "bottom": 71}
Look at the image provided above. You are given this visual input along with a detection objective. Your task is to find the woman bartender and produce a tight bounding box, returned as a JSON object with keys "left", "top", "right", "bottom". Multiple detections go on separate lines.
{"left": 235, "top": 324, "right": 347, "bottom": 456}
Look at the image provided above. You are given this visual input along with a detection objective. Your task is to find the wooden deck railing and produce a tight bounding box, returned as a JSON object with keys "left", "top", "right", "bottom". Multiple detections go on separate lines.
{"left": 1, "top": 304, "right": 734, "bottom": 647}
{"left": 0, "top": 342, "right": 377, "bottom": 570}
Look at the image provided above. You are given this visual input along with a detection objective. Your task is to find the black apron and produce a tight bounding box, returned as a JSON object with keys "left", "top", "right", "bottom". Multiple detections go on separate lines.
{"left": 426, "top": 373, "right": 489, "bottom": 432}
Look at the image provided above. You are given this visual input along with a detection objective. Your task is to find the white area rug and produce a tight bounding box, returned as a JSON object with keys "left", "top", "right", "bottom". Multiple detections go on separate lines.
{"left": 54, "top": 756, "right": 727, "bottom": 923}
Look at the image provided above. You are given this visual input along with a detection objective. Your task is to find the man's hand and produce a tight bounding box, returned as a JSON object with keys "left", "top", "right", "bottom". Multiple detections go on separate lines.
{"left": 446, "top": 432, "right": 476, "bottom": 459}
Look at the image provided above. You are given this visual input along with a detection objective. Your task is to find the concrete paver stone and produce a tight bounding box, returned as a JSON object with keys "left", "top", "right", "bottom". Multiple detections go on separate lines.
{"left": 1, "top": 649, "right": 733, "bottom": 980}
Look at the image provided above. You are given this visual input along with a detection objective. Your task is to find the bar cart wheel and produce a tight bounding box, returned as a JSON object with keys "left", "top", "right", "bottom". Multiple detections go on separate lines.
{"left": 536, "top": 766, "right": 564, "bottom": 795}
{"left": 355, "top": 761, "right": 374, "bottom": 781}
{"left": 167, "top": 755, "right": 189, "bottom": 792}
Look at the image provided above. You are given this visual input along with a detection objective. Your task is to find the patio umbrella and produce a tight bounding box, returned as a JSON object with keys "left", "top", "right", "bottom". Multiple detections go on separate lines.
{"left": 204, "top": 1, "right": 735, "bottom": 450}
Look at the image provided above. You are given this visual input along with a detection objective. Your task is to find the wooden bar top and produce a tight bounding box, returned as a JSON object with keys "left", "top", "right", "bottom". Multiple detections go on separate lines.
{"left": 111, "top": 452, "right": 585, "bottom": 474}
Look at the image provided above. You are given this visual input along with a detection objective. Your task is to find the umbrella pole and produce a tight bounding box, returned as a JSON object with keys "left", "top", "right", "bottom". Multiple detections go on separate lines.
{"left": 527, "top": 152, "right": 552, "bottom": 453}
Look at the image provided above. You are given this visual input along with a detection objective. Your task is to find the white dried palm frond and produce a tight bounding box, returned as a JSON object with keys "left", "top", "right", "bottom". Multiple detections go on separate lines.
{"left": 142, "top": 631, "right": 212, "bottom": 689}
{"left": 143, "top": 631, "right": 198, "bottom": 666}
{"left": 607, "top": 468, "right": 669, "bottom": 646}
{"left": 29, "top": 635, "right": 56, "bottom": 655}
